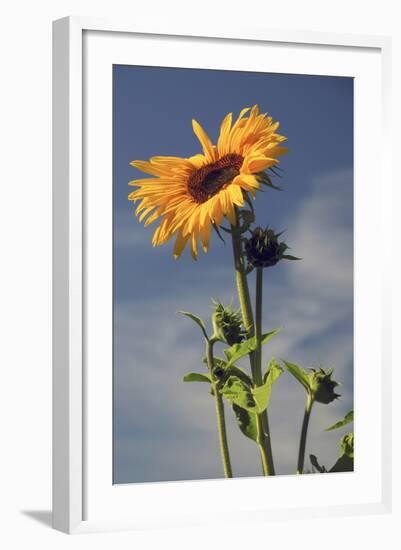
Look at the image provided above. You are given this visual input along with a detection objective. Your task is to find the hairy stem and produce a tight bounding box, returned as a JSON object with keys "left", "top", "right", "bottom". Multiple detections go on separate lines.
{"left": 230, "top": 220, "right": 272, "bottom": 475}
{"left": 206, "top": 340, "right": 233, "bottom": 478}
{"left": 255, "top": 267, "right": 275, "bottom": 475}
{"left": 255, "top": 268, "right": 263, "bottom": 385}
{"left": 230, "top": 226, "right": 255, "bottom": 342}
{"left": 297, "top": 394, "right": 314, "bottom": 474}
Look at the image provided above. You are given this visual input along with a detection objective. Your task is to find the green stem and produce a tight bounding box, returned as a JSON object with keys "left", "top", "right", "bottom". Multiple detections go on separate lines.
{"left": 261, "top": 413, "right": 275, "bottom": 475}
{"left": 255, "top": 267, "right": 275, "bottom": 475}
{"left": 206, "top": 340, "right": 233, "bottom": 478}
{"left": 230, "top": 226, "right": 255, "bottom": 339}
{"left": 258, "top": 440, "right": 270, "bottom": 476}
{"left": 255, "top": 268, "right": 263, "bottom": 385}
{"left": 297, "top": 394, "right": 314, "bottom": 474}
{"left": 230, "top": 222, "right": 271, "bottom": 476}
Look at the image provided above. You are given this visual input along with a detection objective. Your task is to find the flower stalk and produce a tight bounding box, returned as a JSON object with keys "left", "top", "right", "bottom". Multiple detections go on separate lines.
{"left": 255, "top": 268, "right": 263, "bottom": 386}
{"left": 255, "top": 267, "right": 275, "bottom": 475}
{"left": 205, "top": 339, "right": 233, "bottom": 478}
{"left": 230, "top": 224, "right": 255, "bottom": 349}
{"left": 297, "top": 394, "right": 313, "bottom": 474}
{"left": 230, "top": 219, "right": 273, "bottom": 476}
{"left": 284, "top": 360, "right": 341, "bottom": 474}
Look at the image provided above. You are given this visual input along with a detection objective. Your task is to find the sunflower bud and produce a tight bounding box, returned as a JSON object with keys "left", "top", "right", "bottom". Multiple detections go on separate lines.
{"left": 213, "top": 366, "right": 225, "bottom": 379}
{"left": 340, "top": 432, "right": 354, "bottom": 458}
{"left": 308, "top": 368, "right": 340, "bottom": 404}
{"left": 244, "top": 227, "right": 299, "bottom": 269}
{"left": 211, "top": 301, "right": 246, "bottom": 346}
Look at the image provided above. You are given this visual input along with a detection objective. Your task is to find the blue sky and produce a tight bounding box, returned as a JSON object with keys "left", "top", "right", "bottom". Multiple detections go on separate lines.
{"left": 113, "top": 65, "right": 353, "bottom": 483}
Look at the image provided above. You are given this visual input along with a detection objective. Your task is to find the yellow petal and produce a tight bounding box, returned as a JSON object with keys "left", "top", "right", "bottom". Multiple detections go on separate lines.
{"left": 217, "top": 112, "right": 232, "bottom": 156}
{"left": 135, "top": 200, "right": 150, "bottom": 215}
{"left": 217, "top": 189, "right": 236, "bottom": 225}
{"left": 152, "top": 215, "right": 175, "bottom": 245}
{"left": 128, "top": 178, "right": 160, "bottom": 187}
{"left": 190, "top": 231, "right": 199, "bottom": 260}
{"left": 144, "top": 209, "right": 162, "bottom": 227}
{"left": 192, "top": 119, "right": 216, "bottom": 163}
{"left": 199, "top": 200, "right": 212, "bottom": 225}
{"left": 266, "top": 145, "right": 288, "bottom": 157}
{"left": 210, "top": 196, "right": 224, "bottom": 226}
{"left": 130, "top": 160, "right": 168, "bottom": 177}
{"left": 173, "top": 231, "right": 190, "bottom": 259}
{"left": 228, "top": 184, "right": 245, "bottom": 206}
{"left": 150, "top": 155, "right": 191, "bottom": 166}
{"left": 138, "top": 206, "right": 156, "bottom": 223}
{"left": 234, "top": 174, "right": 260, "bottom": 191}
{"left": 169, "top": 203, "right": 197, "bottom": 234}
{"left": 188, "top": 154, "right": 206, "bottom": 169}
{"left": 251, "top": 104, "right": 259, "bottom": 115}
{"left": 244, "top": 156, "right": 277, "bottom": 173}
{"left": 230, "top": 108, "right": 247, "bottom": 126}
{"left": 235, "top": 107, "right": 250, "bottom": 123}
{"left": 200, "top": 220, "right": 212, "bottom": 253}
{"left": 187, "top": 206, "right": 201, "bottom": 234}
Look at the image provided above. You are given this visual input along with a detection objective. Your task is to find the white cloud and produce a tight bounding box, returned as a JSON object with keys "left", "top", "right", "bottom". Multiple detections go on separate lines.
{"left": 264, "top": 168, "right": 353, "bottom": 366}
{"left": 288, "top": 168, "right": 353, "bottom": 297}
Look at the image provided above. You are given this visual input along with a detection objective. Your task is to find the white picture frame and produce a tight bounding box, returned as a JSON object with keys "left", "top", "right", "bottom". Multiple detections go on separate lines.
{"left": 52, "top": 16, "right": 392, "bottom": 534}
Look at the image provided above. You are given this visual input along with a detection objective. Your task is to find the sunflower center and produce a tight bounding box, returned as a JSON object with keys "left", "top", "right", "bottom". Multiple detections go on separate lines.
{"left": 187, "top": 154, "right": 243, "bottom": 203}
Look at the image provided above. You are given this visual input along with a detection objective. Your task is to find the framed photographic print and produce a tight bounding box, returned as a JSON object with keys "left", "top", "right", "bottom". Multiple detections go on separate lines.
{"left": 52, "top": 17, "right": 392, "bottom": 534}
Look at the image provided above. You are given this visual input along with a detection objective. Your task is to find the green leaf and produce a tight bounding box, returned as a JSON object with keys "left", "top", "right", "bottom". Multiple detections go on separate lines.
{"left": 224, "top": 340, "right": 256, "bottom": 367}
{"left": 258, "top": 171, "right": 281, "bottom": 190}
{"left": 178, "top": 311, "right": 208, "bottom": 340}
{"left": 202, "top": 356, "right": 252, "bottom": 386}
{"left": 232, "top": 405, "right": 258, "bottom": 442}
{"left": 253, "top": 359, "right": 283, "bottom": 413}
{"left": 224, "top": 359, "right": 282, "bottom": 443}
{"left": 225, "top": 365, "right": 253, "bottom": 386}
{"left": 203, "top": 356, "right": 227, "bottom": 371}
{"left": 212, "top": 222, "right": 226, "bottom": 245}
{"left": 330, "top": 454, "right": 354, "bottom": 472}
{"left": 329, "top": 432, "right": 354, "bottom": 472}
{"left": 252, "top": 382, "right": 272, "bottom": 413}
{"left": 243, "top": 192, "right": 255, "bottom": 217}
{"left": 202, "top": 355, "right": 226, "bottom": 367}
{"left": 282, "top": 360, "right": 311, "bottom": 393}
{"left": 223, "top": 328, "right": 281, "bottom": 367}
{"left": 263, "top": 358, "right": 283, "bottom": 384}
{"left": 238, "top": 209, "right": 254, "bottom": 233}
{"left": 220, "top": 376, "right": 257, "bottom": 412}
{"left": 213, "top": 357, "right": 229, "bottom": 369}
{"left": 310, "top": 454, "right": 327, "bottom": 473}
{"left": 183, "top": 372, "right": 211, "bottom": 383}
{"left": 325, "top": 410, "right": 354, "bottom": 431}
{"left": 221, "top": 357, "right": 282, "bottom": 414}
{"left": 261, "top": 329, "right": 282, "bottom": 345}
{"left": 340, "top": 432, "right": 354, "bottom": 458}
{"left": 282, "top": 254, "right": 301, "bottom": 261}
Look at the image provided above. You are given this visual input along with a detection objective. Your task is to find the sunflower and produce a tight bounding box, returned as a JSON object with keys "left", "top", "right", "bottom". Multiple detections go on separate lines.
{"left": 128, "top": 105, "right": 287, "bottom": 259}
